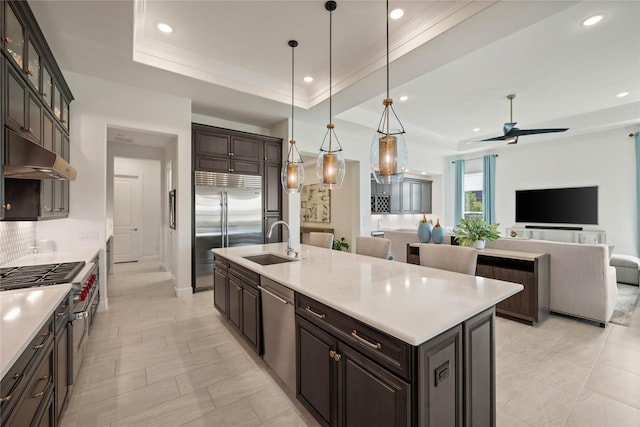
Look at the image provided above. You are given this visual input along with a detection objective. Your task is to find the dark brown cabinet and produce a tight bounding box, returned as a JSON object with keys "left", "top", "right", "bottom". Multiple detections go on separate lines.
{"left": 193, "top": 125, "right": 263, "bottom": 175}
{"left": 264, "top": 162, "right": 281, "bottom": 214}
{"left": 1, "top": 0, "right": 74, "bottom": 221}
{"left": 212, "top": 256, "right": 262, "bottom": 355}
{"left": 295, "top": 293, "right": 496, "bottom": 427}
{"left": 53, "top": 298, "right": 70, "bottom": 423}
{"left": 192, "top": 124, "right": 282, "bottom": 244}
{"left": 296, "top": 295, "right": 411, "bottom": 427}
{"left": 476, "top": 252, "right": 550, "bottom": 325}
{"left": 1, "top": 315, "right": 55, "bottom": 427}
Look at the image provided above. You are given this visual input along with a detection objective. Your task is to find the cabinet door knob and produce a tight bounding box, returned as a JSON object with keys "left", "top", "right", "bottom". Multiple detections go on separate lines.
{"left": 26, "top": 128, "right": 33, "bottom": 133}
{"left": 1, "top": 36, "right": 10, "bottom": 43}
{"left": 229, "top": 168, "right": 234, "bottom": 172}
{"left": 2, "top": 203, "right": 11, "bottom": 211}
{"left": 26, "top": 69, "right": 33, "bottom": 76}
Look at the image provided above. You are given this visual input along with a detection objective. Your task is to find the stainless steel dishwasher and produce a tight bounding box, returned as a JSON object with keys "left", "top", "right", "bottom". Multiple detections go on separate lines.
{"left": 259, "top": 277, "right": 295, "bottom": 391}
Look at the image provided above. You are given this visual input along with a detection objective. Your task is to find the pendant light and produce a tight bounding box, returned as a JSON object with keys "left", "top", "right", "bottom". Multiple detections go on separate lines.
{"left": 316, "top": 0, "right": 345, "bottom": 190}
{"left": 281, "top": 40, "right": 304, "bottom": 194}
{"left": 370, "top": 0, "right": 408, "bottom": 184}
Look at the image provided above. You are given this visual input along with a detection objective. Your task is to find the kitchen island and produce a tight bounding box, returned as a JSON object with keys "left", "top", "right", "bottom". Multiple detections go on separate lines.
{"left": 213, "top": 243, "right": 522, "bottom": 426}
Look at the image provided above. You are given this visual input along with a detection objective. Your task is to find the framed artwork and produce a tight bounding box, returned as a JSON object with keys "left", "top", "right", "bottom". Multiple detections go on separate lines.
{"left": 169, "top": 189, "right": 176, "bottom": 229}
{"left": 300, "top": 184, "right": 330, "bottom": 223}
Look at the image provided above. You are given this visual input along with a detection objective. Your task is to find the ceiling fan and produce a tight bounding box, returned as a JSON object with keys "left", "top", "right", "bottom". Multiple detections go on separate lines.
{"left": 480, "top": 94, "right": 569, "bottom": 144}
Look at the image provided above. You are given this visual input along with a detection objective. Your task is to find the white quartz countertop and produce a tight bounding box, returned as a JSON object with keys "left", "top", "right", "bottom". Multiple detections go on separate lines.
{"left": 0, "top": 284, "right": 72, "bottom": 378}
{"left": 213, "top": 243, "right": 523, "bottom": 345}
{"left": 2, "top": 248, "right": 100, "bottom": 268}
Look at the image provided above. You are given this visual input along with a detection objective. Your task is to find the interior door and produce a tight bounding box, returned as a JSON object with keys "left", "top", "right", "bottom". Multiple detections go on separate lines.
{"left": 114, "top": 175, "right": 141, "bottom": 263}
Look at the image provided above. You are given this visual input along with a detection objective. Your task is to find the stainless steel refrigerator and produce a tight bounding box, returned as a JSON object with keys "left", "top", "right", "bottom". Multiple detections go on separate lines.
{"left": 193, "top": 171, "right": 263, "bottom": 291}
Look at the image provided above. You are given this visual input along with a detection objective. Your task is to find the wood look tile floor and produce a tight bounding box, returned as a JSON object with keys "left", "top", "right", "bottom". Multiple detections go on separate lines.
{"left": 61, "top": 261, "right": 640, "bottom": 427}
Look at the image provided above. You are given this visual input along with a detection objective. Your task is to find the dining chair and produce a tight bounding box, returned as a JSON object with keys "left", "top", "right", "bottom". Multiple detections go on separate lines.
{"left": 355, "top": 236, "right": 392, "bottom": 260}
{"left": 309, "top": 232, "right": 334, "bottom": 249}
{"left": 418, "top": 244, "right": 478, "bottom": 275}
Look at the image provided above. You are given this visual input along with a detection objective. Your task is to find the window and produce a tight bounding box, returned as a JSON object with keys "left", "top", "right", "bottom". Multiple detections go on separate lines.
{"left": 463, "top": 159, "right": 483, "bottom": 220}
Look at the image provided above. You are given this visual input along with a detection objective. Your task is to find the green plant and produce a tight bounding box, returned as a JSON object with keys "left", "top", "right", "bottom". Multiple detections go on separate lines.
{"left": 454, "top": 218, "right": 500, "bottom": 246}
{"left": 332, "top": 237, "right": 350, "bottom": 251}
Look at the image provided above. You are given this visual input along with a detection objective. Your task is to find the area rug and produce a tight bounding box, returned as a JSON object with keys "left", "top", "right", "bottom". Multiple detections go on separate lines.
{"left": 609, "top": 283, "right": 639, "bottom": 327}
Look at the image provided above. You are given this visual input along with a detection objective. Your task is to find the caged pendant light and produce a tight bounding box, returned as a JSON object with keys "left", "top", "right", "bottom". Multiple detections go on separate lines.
{"left": 281, "top": 40, "right": 304, "bottom": 194}
{"left": 316, "top": 0, "right": 345, "bottom": 190}
{"left": 370, "top": 0, "right": 408, "bottom": 184}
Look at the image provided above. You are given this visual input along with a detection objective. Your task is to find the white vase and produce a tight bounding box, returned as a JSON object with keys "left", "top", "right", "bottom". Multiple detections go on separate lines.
{"left": 474, "top": 239, "right": 486, "bottom": 249}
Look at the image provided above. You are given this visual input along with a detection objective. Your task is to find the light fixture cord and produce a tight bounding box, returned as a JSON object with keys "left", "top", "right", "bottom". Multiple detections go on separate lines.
{"left": 386, "top": 0, "right": 389, "bottom": 100}
{"left": 291, "top": 42, "right": 295, "bottom": 162}
{"left": 328, "top": 4, "right": 333, "bottom": 153}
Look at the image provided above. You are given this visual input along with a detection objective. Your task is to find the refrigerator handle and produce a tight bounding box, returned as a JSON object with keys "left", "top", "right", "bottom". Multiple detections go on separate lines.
{"left": 220, "top": 192, "right": 226, "bottom": 248}
{"left": 224, "top": 192, "right": 229, "bottom": 248}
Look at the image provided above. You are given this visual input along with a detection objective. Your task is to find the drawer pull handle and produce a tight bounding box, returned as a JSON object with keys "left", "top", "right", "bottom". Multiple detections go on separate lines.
{"left": 305, "top": 306, "right": 326, "bottom": 319}
{"left": 0, "top": 373, "right": 24, "bottom": 402}
{"left": 33, "top": 332, "right": 50, "bottom": 349}
{"left": 32, "top": 375, "right": 51, "bottom": 398}
{"left": 57, "top": 311, "right": 67, "bottom": 317}
{"left": 351, "top": 330, "right": 381, "bottom": 350}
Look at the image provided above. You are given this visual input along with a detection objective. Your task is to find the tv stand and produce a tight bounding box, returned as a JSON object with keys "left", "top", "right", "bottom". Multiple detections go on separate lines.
{"left": 507, "top": 226, "right": 606, "bottom": 244}
{"left": 524, "top": 225, "right": 583, "bottom": 231}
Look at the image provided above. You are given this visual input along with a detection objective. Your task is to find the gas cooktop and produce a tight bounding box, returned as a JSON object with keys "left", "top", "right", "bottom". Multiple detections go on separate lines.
{"left": 0, "top": 262, "right": 85, "bottom": 291}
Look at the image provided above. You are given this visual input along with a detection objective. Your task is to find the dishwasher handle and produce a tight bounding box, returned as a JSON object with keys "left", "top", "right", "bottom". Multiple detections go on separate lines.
{"left": 258, "top": 286, "right": 290, "bottom": 305}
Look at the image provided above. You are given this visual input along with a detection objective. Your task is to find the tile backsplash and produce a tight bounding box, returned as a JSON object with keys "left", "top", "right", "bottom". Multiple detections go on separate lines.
{"left": 0, "top": 222, "right": 36, "bottom": 265}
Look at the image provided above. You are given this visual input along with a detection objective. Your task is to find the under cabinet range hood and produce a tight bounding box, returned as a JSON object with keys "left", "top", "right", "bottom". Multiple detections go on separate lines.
{"left": 3, "top": 130, "right": 77, "bottom": 180}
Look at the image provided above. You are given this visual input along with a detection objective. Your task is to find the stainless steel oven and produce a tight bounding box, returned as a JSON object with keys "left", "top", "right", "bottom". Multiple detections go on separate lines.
{"left": 68, "top": 262, "right": 99, "bottom": 387}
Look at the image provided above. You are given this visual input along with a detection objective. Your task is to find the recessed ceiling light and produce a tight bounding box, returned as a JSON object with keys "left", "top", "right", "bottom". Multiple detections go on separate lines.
{"left": 303, "top": 76, "right": 313, "bottom": 83}
{"left": 616, "top": 92, "right": 629, "bottom": 98}
{"left": 473, "top": 128, "right": 480, "bottom": 132}
{"left": 582, "top": 15, "right": 604, "bottom": 26}
{"left": 156, "top": 22, "right": 174, "bottom": 33}
{"left": 390, "top": 8, "right": 404, "bottom": 20}
{"left": 399, "top": 95, "right": 408, "bottom": 102}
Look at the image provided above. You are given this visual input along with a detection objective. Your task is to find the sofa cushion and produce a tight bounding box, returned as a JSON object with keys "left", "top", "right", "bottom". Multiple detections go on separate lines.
{"left": 610, "top": 254, "right": 640, "bottom": 269}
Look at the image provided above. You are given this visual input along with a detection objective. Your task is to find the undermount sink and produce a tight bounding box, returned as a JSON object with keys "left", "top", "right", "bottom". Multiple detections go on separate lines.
{"left": 242, "top": 253, "right": 299, "bottom": 266}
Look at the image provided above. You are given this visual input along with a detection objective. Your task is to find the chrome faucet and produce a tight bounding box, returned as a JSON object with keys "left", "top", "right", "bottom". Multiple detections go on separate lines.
{"left": 267, "top": 220, "right": 298, "bottom": 258}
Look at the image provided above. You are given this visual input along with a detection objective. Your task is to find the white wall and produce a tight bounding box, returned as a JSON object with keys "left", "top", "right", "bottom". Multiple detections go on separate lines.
{"left": 36, "top": 71, "right": 193, "bottom": 306}
{"left": 114, "top": 157, "right": 162, "bottom": 261}
{"left": 444, "top": 127, "right": 639, "bottom": 257}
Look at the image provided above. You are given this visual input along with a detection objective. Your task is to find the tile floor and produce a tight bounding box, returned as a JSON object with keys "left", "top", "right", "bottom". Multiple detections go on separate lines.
{"left": 61, "top": 261, "right": 640, "bottom": 426}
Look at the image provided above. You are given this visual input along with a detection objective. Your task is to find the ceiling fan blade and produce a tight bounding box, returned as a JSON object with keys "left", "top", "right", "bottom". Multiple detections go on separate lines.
{"left": 512, "top": 128, "right": 569, "bottom": 136}
{"left": 479, "top": 135, "right": 506, "bottom": 142}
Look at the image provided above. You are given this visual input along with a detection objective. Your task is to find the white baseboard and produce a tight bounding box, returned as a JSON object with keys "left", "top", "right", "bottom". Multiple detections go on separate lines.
{"left": 174, "top": 285, "right": 193, "bottom": 297}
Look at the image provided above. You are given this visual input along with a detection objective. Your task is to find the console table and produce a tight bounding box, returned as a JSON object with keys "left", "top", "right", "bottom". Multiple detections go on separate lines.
{"left": 407, "top": 244, "right": 550, "bottom": 325}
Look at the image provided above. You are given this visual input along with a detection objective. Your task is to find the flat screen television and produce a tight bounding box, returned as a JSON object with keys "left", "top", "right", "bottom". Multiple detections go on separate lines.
{"left": 515, "top": 186, "right": 598, "bottom": 225}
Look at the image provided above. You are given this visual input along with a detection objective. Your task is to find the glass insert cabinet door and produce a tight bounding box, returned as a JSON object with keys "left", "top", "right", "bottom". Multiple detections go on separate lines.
{"left": 4, "top": 3, "right": 25, "bottom": 68}
{"left": 27, "top": 38, "right": 40, "bottom": 90}
{"left": 42, "top": 66, "right": 52, "bottom": 102}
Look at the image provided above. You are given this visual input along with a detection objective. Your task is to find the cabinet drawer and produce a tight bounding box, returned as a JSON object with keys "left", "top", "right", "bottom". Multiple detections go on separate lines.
{"left": 228, "top": 261, "right": 259, "bottom": 289}
{"left": 1, "top": 320, "right": 53, "bottom": 425}
{"left": 3, "top": 341, "right": 54, "bottom": 427}
{"left": 296, "top": 294, "right": 411, "bottom": 380}
{"left": 214, "top": 255, "right": 229, "bottom": 270}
